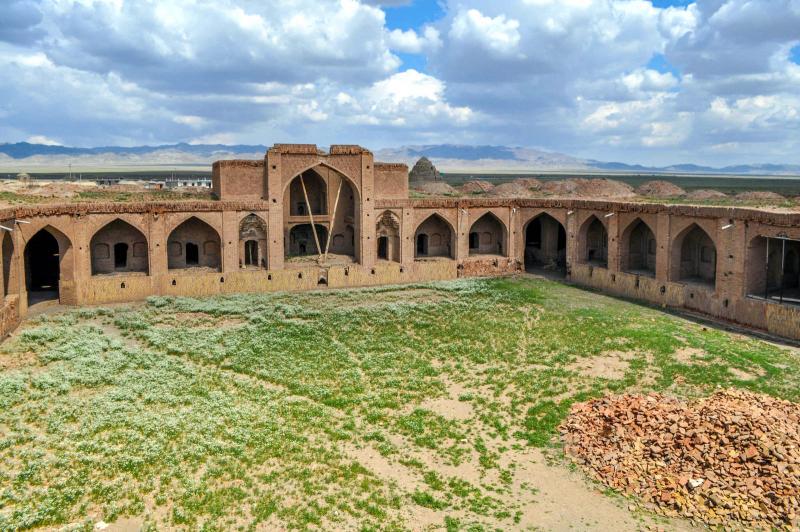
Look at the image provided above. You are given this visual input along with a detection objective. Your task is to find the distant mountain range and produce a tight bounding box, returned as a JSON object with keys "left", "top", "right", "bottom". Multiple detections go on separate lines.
{"left": 1, "top": 141, "right": 799, "bottom": 176}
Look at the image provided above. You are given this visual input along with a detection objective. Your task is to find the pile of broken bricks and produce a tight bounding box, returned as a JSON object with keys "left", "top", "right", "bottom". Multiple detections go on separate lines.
{"left": 560, "top": 389, "right": 800, "bottom": 529}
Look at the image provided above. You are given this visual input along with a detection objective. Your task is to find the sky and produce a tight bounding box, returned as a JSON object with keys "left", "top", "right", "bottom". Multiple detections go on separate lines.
{"left": 0, "top": 0, "right": 799, "bottom": 166}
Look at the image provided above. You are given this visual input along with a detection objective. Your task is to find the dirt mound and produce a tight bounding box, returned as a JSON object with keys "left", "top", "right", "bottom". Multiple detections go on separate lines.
{"left": 516, "top": 177, "right": 542, "bottom": 190}
{"left": 561, "top": 390, "right": 800, "bottom": 529}
{"left": 734, "top": 191, "right": 786, "bottom": 203}
{"left": 412, "top": 181, "right": 457, "bottom": 196}
{"left": 636, "top": 180, "right": 686, "bottom": 198}
{"left": 686, "top": 189, "right": 728, "bottom": 201}
{"left": 461, "top": 180, "right": 495, "bottom": 194}
{"left": 540, "top": 178, "right": 636, "bottom": 199}
{"left": 488, "top": 180, "right": 536, "bottom": 198}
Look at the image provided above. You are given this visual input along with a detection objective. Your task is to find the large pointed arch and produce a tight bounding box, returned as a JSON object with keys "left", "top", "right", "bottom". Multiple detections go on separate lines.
{"left": 24, "top": 225, "right": 72, "bottom": 305}
{"left": 414, "top": 213, "right": 455, "bottom": 259}
{"left": 167, "top": 216, "right": 222, "bottom": 271}
{"left": 468, "top": 212, "right": 507, "bottom": 256}
{"left": 90, "top": 219, "right": 149, "bottom": 275}
{"left": 283, "top": 163, "right": 361, "bottom": 264}
{"left": 620, "top": 218, "right": 656, "bottom": 276}
{"left": 671, "top": 223, "right": 716, "bottom": 288}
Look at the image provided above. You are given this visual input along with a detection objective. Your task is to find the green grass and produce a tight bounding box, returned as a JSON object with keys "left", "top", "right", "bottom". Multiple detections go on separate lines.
{"left": 1, "top": 277, "right": 798, "bottom": 530}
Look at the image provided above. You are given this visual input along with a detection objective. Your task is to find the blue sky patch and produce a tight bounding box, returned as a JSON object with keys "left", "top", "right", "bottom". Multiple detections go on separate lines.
{"left": 647, "top": 53, "right": 681, "bottom": 79}
{"left": 383, "top": 0, "right": 444, "bottom": 31}
{"left": 650, "top": 0, "right": 694, "bottom": 7}
{"left": 791, "top": 44, "right": 800, "bottom": 65}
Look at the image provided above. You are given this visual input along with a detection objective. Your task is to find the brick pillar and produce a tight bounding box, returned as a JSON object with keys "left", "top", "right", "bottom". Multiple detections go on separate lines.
{"left": 566, "top": 210, "right": 580, "bottom": 274}
{"left": 607, "top": 213, "right": 620, "bottom": 272}
{"left": 149, "top": 212, "right": 168, "bottom": 294}
{"left": 360, "top": 154, "right": 376, "bottom": 268}
{"left": 508, "top": 206, "right": 518, "bottom": 264}
{"left": 655, "top": 212, "right": 671, "bottom": 282}
{"left": 402, "top": 209, "right": 415, "bottom": 265}
{"left": 456, "top": 206, "right": 469, "bottom": 261}
{"left": 716, "top": 218, "right": 740, "bottom": 298}
{"left": 73, "top": 214, "right": 91, "bottom": 304}
{"left": 221, "top": 210, "right": 239, "bottom": 273}
{"left": 266, "top": 151, "right": 284, "bottom": 270}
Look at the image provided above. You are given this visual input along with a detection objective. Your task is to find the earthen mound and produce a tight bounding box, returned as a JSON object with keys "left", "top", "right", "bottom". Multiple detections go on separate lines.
{"left": 541, "top": 178, "right": 636, "bottom": 199}
{"left": 686, "top": 189, "right": 728, "bottom": 201}
{"left": 561, "top": 389, "right": 800, "bottom": 530}
{"left": 636, "top": 180, "right": 686, "bottom": 198}
{"left": 488, "top": 180, "right": 536, "bottom": 198}
{"left": 412, "top": 181, "right": 457, "bottom": 196}
{"left": 734, "top": 191, "right": 785, "bottom": 203}
{"left": 461, "top": 180, "right": 495, "bottom": 194}
{"left": 516, "top": 177, "right": 542, "bottom": 190}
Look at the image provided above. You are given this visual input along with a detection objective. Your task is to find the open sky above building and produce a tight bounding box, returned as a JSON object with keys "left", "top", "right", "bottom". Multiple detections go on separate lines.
{"left": 0, "top": 0, "right": 798, "bottom": 166}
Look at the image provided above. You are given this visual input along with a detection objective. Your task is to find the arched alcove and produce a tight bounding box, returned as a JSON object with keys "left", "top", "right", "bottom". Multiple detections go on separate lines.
{"left": 415, "top": 214, "right": 453, "bottom": 259}
{"left": 90, "top": 219, "right": 149, "bottom": 275}
{"left": 672, "top": 224, "right": 716, "bottom": 288}
{"left": 239, "top": 214, "right": 268, "bottom": 269}
{"left": 167, "top": 217, "right": 222, "bottom": 271}
{"left": 468, "top": 213, "right": 506, "bottom": 256}
{"left": 24, "top": 227, "right": 71, "bottom": 305}
{"left": 621, "top": 219, "right": 656, "bottom": 276}
{"left": 580, "top": 216, "right": 608, "bottom": 267}
{"left": 376, "top": 211, "right": 400, "bottom": 262}
{"left": 524, "top": 213, "right": 566, "bottom": 272}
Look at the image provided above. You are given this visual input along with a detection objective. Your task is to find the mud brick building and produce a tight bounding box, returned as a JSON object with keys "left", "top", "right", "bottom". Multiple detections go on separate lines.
{"left": 1, "top": 143, "right": 799, "bottom": 340}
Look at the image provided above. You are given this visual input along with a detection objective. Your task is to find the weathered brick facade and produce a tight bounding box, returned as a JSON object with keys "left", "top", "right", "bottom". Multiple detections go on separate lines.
{"left": 1, "top": 144, "right": 799, "bottom": 341}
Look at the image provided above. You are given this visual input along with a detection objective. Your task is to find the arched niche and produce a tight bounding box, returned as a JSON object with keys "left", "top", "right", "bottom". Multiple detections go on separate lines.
{"left": 523, "top": 213, "right": 566, "bottom": 272}
{"left": 621, "top": 218, "right": 656, "bottom": 276}
{"left": 239, "top": 213, "right": 268, "bottom": 269}
{"left": 167, "top": 217, "right": 222, "bottom": 271}
{"left": 672, "top": 224, "right": 716, "bottom": 288}
{"left": 90, "top": 219, "right": 149, "bottom": 275}
{"left": 580, "top": 215, "right": 608, "bottom": 267}
{"left": 415, "top": 214, "right": 454, "bottom": 259}
{"left": 468, "top": 212, "right": 506, "bottom": 256}
{"left": 376, "top": 211, "right": 401, "bottom": 262}
{"left": 24, "top": 226, "right": 72, "bottom": 305}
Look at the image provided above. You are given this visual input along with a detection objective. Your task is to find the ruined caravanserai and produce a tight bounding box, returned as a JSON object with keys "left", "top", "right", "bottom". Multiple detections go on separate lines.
{"left": 1, "top": 143, "right": 799, "bottom": 341}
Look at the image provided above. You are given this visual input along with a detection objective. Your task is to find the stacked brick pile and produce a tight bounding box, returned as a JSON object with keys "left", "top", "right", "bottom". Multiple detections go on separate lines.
{"left": 560, "top": 390, "right": 800, "bottom": 529}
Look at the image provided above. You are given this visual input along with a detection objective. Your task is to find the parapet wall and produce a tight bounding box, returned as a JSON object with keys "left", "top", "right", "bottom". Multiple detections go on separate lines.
{"left": 1, "top": 197, "right": 799, "bottom": 343}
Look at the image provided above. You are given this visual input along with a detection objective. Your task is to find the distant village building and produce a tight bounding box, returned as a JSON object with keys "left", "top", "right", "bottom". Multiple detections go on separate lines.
{"left": 15, "top": 173, "right": 31, "bottom": 183}
{"left": 165, "top": 176, "right": 212, "bottom": 188}
{"left": 409, "top": 157, "right": 441, "bottom": 182}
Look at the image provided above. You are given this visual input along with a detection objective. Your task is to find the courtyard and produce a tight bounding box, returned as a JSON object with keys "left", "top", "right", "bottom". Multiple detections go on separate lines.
{"left": 1, "top": 277, "right": 798, "bottom": 530}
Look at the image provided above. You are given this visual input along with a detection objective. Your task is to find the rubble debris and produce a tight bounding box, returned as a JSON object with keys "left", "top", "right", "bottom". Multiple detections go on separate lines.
{"left": 560, "top": 389, "right": 800, "bottom": 530}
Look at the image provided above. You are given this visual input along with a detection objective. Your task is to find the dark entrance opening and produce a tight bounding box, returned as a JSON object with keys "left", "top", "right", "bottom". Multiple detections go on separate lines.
{"left": 25, "top": 230, "right": 60, "bottom": 304}
{"left": 244, "top": 240, "right": 259, "bottom": 266}
{"left": 469, "top": 232, "right": 479, "bottom": 250}
{"left": 185, "top": 243, "right": 199, "bottom": 265}
{"left": 524, "top": 214, "right": 567, "bottom": 274}
{"left": 114, "top": 243, "right": 128, "bottom": 269}
{"left": 416, "top": 234, "right": 428, "bottom": 256}
{"left": 377, "top": 236, "right": 388, "bottom": 260}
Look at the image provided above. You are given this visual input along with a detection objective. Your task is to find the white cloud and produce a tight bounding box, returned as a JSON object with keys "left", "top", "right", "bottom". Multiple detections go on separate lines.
{"left": 0, "top": 0, "right": 798, "bottom": 165}
{"left": 387, "top": 26, "right": 441, "bottom": 54}
{"left": 26, "top": 135, "right": 61, "bottom": 145}
{"left": 449, "top": 9, "right": 521, "bottom": 57}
